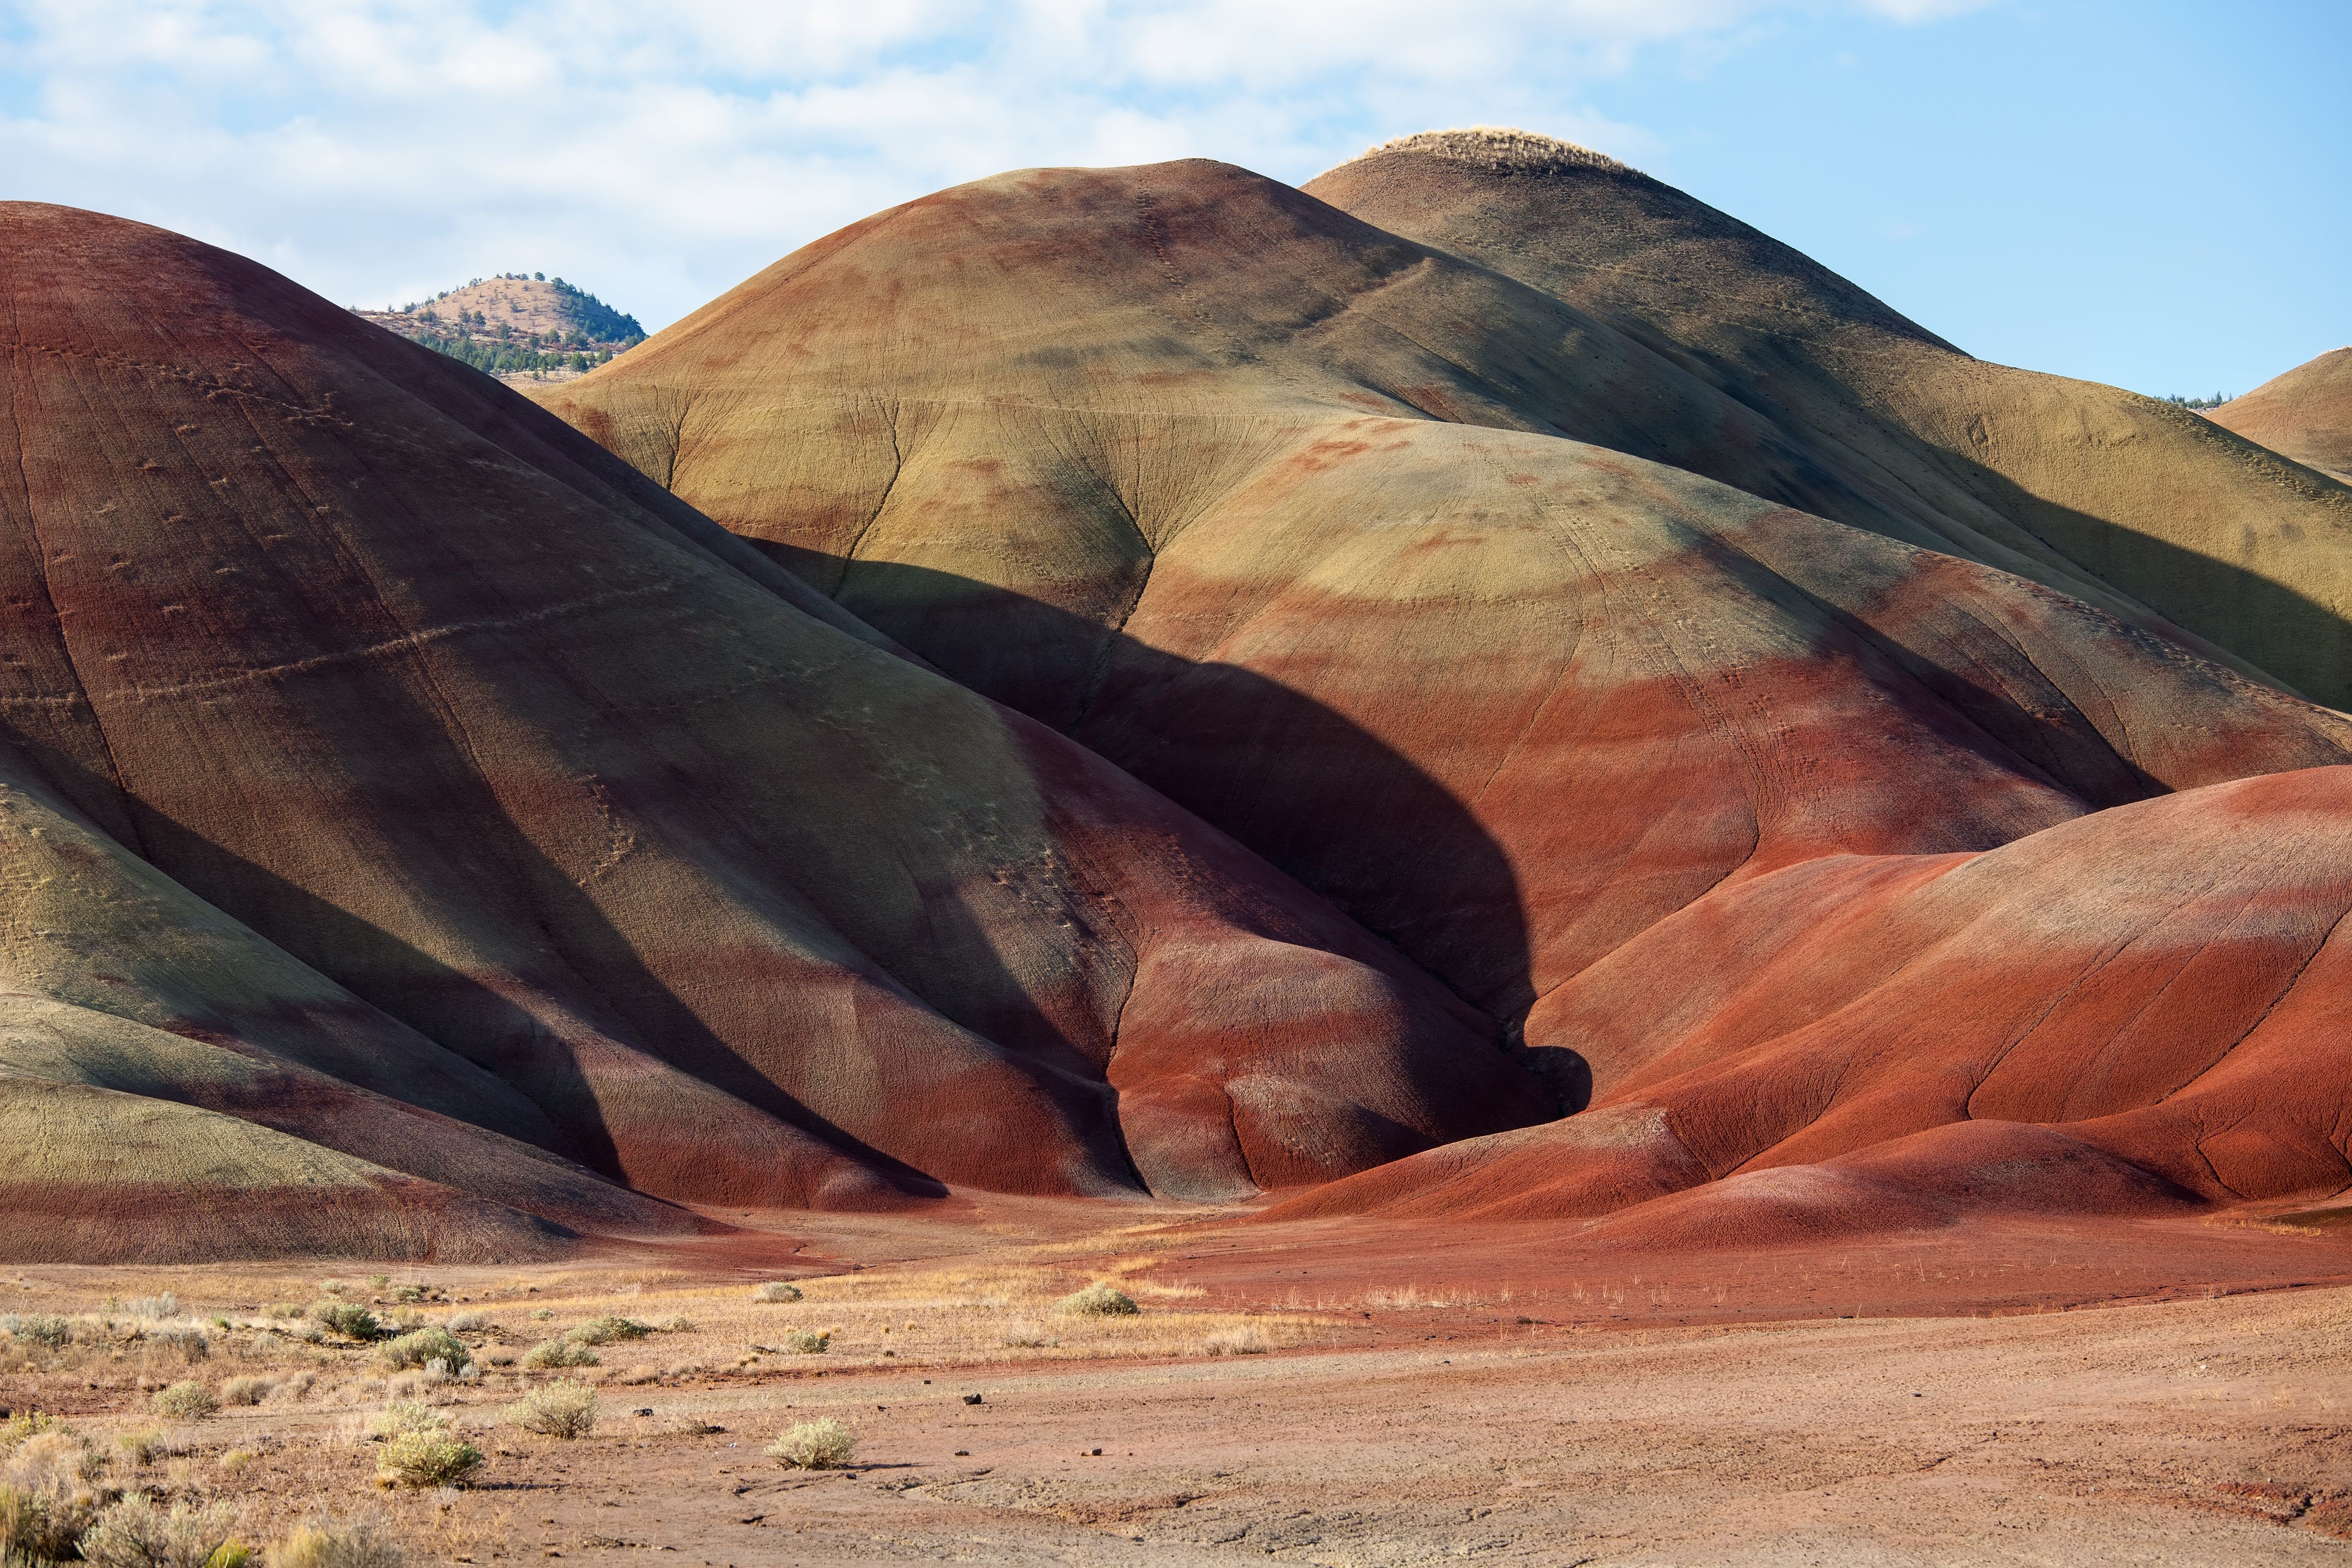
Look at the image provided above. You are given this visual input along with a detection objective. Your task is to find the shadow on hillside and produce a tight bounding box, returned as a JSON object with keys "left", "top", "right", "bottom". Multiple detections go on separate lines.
{"left": 1932, "top": 439, "right": 2352, "bottom": 714}
{"left": 746, "top": 544, "right": 1566, "bottom": 1108}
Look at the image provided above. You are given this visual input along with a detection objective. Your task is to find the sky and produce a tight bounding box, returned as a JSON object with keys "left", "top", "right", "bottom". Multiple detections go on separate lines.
{"left": 2, "top": 0, "right": 2344, "bottom": 398}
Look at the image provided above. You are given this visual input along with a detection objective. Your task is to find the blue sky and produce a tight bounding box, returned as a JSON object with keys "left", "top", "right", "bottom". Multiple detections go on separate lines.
{"left": 3, "top": 1, "right": 2343, "bottom": 397}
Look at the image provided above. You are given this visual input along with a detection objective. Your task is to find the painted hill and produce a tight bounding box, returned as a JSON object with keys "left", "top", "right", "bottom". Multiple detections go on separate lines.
{"left": 2205, "top": 347, "right": 2352, "bottom": 485}
{"left": 532, "top": 153, "right": 2352, "bottom": 1084}
{"left": 0, "top": 199, "right": 1548, "bottom": 1259}
{"left": 534, "top": 150, "right": 2352, "bottom": 1238}
{"left": 1270, "top": 766, "right": 2352, "bottom": 1236}
{"left": 1305, "top": 130, "right": 2352, "bottom": 709}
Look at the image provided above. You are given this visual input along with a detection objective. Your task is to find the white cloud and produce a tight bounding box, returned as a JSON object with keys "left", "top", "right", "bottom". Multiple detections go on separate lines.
{"left": 0, "top": 0, "right": 1997, "bottom": 329}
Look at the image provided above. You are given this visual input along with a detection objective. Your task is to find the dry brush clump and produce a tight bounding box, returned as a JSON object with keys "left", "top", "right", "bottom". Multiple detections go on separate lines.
{"left": 362, "top": 1403, "right": 446, "bottom": 1444}
{"left": 1, "top": 1414, "right": 112, "bottom": 1563}
{"left": 220, "top": 1377, "right": 273, "bottom": 1408}
{"left": 520, "top": 1338, "right": 597, "bottom": 1370}
{"left": 76, "top": 1494, "right": 238, "bottom": 1568}
{"left": 561, "top": 1316, "right": 648, "bottom": 1346}
{"left": 1055, "top": 1284, "right": 1138, "bottom": 1317}
{"left": 750, "top": 1283, "right": 802, "bottom": 1303}
{"left": 766, "top": 1420, "right": 854, "bottom": 1470}
{"left": 308, "top": 1304, "right": 381, "bottom": 1344}
{"left": 504, "top": 1381, "right": 596, "bottom": 1440}
{"left": 376, "top": 1327, "right": 465, "bottom": 1372}
{"left": 150, "top": 1381, "right": 218, "bottom": 1419}
{"left": 373, "top": 1430, "right": 482, "bottom": 1491}
{"left": 1, "top": 1314, "right": 72, "bottom": 1351}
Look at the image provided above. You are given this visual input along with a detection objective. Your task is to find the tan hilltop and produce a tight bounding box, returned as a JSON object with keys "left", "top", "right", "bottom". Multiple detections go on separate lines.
{"left": 2205, "top": 345, "right": 2352, "bottom": 485}
{"left": 1305, "top": 129, "right": 2352, "bottom": 709}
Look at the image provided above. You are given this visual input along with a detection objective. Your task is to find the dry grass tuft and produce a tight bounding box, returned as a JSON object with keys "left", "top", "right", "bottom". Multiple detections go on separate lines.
{"left": 1202, "top": 1325, "right": 1270, "bottom": 1356}
{"left": 766, "top": 1419, "right": 854, "bottom": 1470}
{"left": 270, "top": 1514, "right": 407, "bottom": 1568}
{"left": 221, "top": 1376, "right": 274, "bottom": 1407}
{"left": 117, "top": 1426, "right": 196, "bottom": 1466}
{"left": 364, "top": 1402, "right": 447, "bottom": 1443}
{"left": 521, "top": 1339, "right": 597, "bottom": 1369}
{"left": 750, "top": 1282, "right": 802, "bottom": 1303}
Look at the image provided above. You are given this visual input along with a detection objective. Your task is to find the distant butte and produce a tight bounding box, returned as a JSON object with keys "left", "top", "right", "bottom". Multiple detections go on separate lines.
{"left": 354, "top": 271, "right": 645, "bottom": 390}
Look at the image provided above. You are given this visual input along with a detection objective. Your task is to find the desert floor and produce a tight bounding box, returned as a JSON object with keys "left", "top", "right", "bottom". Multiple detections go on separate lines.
{"left": 6, "top": 1202, "right": 2351, "bottom": 1565}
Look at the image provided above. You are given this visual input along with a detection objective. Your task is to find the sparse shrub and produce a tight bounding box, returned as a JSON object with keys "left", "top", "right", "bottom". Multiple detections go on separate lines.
{"left": 1, "top": 1314, "right": 71, "bottom": 1349}
{"left": 218, "top": 1449, "right": 255, "bottom": 1476}
{"left": 1001, "top": 1323, "right": 1054, "bottom": 1349}
{"left": 309, "top": 1304, "right": 380, "bottom": 1342}
{"left": 443, "top": 1312, "right": 488, "bottom": 1333}
{"left": 269, "top": 1516, "right": 405, "bottom": 1568}
{"left": 121, "top": 1294, "right": 178, "bottom": 1321}
{"left": 528, "top": 1309, "right": 552, "bottom": 1322}
{"left": 3, "top": 1479, "right": 96, "bottom": 1562}
{"left": 118, "top": 1428, "right": 186, "bottom": 1466}
{"left": 562, "top": 1317, "right": 648, "bottom": 1347}
{"left": 221, "top": 1377, "right": 273, "bottom": 1407}
{"left": 765, "top": 1419, "right": 854, "bottom": 1470}
{"left": 151, "top": 1381, "right": 217, "bottom": 1419}
{"left": 366, "top": 1276, "right": 388, "bottom": 1290}
{"left": 78, "top": 1493, "right": 235, "bottom": 1568}
{"left": 265, "top": 1304, "right": 304, "bottom": 1321}
{"left": 0, "top": 1412, "right": 64, "bottom": 1451}
{"left": 4, "top": 1427, "right": 101, "bottom": 1486}
{"left": 1054, "top": 1284, "right": 1138, "bottom": 1317}
{"left": 780, "top": 1331, "right": 828, "bottom": 1355}
{"left": 520, "top": 1339, "right": 597, "bottom": 1370}
{"left": 377, "top": 1327, "right": 464, "bottom": 1372}
{"left": 503, "top": 1381, "right": 595, "bottom": 1440}
{"left": 1, "top": 1424, "right": 110, "bottom": 1561}
{"left": 212, "top": 1542, "right": 254, "bottom": 1568}
{"left": 149, "top": 1327, "right": 209, "bottom": 1364}
{"left": 364, "top": 1403, "right": 446, "bottom": 1443}
{"left": 269, "top": 1372, "right": 316, "bottom": 1405}
{"left": 750, "top": 1282, "right": 802, "bottom": 1303}
{"left": 657, "top": 1316, "right": 694, "bottom": 1333}
{"left": 1202, "top": 1326, "right": 1269, "bottom": 1356}
{"left": 389, "top": 1287, "right": 424, "bottom": 1305}
{"left": 373, "top": 1431, "right": 482, "bottom": 1490}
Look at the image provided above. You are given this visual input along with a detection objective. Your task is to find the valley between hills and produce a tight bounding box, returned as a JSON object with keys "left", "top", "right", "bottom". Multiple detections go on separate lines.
{"left": 1, "top": 127, "right": 2349, "bottom": 1564}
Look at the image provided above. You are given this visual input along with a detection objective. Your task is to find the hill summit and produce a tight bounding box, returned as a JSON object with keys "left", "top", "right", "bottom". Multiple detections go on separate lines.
{"left": 355, "top": 272, "right": 644, "bottom": 387}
